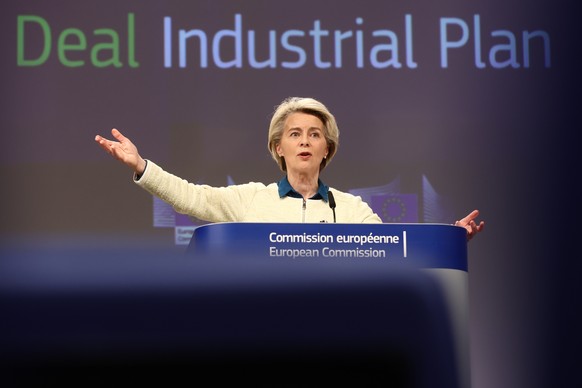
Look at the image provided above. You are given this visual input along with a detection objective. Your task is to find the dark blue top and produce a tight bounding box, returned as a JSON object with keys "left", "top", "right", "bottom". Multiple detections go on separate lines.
{"left": 277, "top": 176, "right": 329, "bottom": 202}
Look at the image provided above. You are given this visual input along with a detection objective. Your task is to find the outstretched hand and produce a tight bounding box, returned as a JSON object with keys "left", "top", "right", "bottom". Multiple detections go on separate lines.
{"left": 455, "top": 210, "right": 485, "bottom": 241}
{"left": 95, "top": 128, "right": 146, "bottom": 175}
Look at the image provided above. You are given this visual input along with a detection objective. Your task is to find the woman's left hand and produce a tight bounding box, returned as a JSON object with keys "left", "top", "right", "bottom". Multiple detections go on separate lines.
{"left": 455, "top": 210, "right": 485, "bottom": 241}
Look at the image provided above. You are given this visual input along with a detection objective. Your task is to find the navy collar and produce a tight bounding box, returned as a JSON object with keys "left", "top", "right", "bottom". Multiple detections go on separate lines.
{"left": 277, "top": 176, "right": 329, "bottom": 202}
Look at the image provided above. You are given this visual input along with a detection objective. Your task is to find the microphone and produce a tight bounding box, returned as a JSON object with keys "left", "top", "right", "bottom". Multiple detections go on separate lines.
{"left": 328, "top": 190, "right": 336, "bottom": 223}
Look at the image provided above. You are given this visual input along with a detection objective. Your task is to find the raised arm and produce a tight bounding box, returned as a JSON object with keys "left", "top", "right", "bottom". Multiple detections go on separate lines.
{"left": 95, "top": 128, "right": 147, "bottom": 175}
{"left": 455, "top": 209, "right": 485, "bottom": 241}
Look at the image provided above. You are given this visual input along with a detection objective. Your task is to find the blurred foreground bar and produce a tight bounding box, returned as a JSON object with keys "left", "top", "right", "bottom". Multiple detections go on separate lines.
{"left": 0, "top": 239, "right": 459, "bottom": 387}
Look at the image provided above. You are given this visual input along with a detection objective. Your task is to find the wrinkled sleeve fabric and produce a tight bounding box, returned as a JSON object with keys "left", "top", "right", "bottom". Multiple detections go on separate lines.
{"left": 134, "top": 160, "right": 265, "bottom": 223}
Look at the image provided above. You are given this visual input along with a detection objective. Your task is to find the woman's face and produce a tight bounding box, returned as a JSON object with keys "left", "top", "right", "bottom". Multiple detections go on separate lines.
{"left": 276, "top": 112, "right": 329, "bottom": 177}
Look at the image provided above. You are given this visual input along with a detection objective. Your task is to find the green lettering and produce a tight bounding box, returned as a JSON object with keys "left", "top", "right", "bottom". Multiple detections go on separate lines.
{"left": 58, "top": 28, "right": 87, "bottom": 67}
{"left": 127, "top": 13, "right": 139, "bottom": 68}
{"left": 17, "top": 15, "right": 51, "bottom": 66}
{"left": 91, "top": 29, "right": 122, "bottom": 67}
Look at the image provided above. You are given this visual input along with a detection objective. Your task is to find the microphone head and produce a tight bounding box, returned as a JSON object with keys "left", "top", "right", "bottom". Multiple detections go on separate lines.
{"left": 328, "top": 190, "right": 336, "bottom": 209}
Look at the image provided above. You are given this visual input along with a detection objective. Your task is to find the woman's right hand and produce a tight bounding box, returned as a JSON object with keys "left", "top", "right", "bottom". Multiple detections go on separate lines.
{"left": 95, "top": 128, "right": 147, "bottom": 175}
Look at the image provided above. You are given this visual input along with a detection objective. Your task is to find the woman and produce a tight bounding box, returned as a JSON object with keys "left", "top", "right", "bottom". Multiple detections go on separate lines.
{"left": 95, "top": 97, "right": 484, "bottom": 239}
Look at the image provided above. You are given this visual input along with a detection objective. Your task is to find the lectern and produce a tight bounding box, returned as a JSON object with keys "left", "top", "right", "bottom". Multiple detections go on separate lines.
{"left": 188, "top": 222, "right": 471, "bottom": 388}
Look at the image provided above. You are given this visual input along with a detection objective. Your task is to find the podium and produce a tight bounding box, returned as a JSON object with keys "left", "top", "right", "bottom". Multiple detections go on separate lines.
{"left": 188, "top": 222, "right": 471, "bottom": 388}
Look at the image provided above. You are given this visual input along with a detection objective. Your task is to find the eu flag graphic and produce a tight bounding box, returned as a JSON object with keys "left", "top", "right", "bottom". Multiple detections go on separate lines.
{"left": 371, "top": 194, "right": 419, "bottom": 223}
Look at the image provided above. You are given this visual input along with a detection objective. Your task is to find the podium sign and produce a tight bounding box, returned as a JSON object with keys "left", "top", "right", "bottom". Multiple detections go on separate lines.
{"left": 189, "top": 222, "right": 468, "bottom": 271}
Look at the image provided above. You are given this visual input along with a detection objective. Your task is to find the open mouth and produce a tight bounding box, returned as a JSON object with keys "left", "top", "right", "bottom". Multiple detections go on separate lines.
{"left": 298, "top": 152, "right": 312, "bottom": 157}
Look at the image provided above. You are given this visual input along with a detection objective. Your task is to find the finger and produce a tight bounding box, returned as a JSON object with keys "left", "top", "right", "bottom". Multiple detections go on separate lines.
{"left": 469, "top": 221, "right": 485, "bottom": 239}
{"left": 465, "top": 209, "right": 479, "bottom": 221}
{"left": 95, "top": 135, "right": 114, "bottom": 153}
{"left": 95, "top": 134, "right": 111, "bottom": 144}
{"left": 459, "top": 210, "right": 479, "bottom": 225}
{"left": 111, "top": 128, "right": 128, "bottom": 143}
{"left": 466, "top": 222, "right": 476, "bottom": 239}
{"left": 97, "top": 136, "right": 125, "bottom": 160}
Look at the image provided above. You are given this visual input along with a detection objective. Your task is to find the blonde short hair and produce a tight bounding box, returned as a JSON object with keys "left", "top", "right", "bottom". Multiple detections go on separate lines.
{"left": 267, "top": 97, "right": 339, "bottom": 172}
